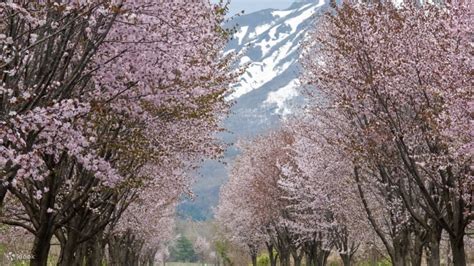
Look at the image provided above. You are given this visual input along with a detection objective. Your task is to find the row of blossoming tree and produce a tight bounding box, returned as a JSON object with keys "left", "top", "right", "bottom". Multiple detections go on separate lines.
{"left": 217, "top": 1, "right": 472, "bottom": 266}
{"left": 0, "top": 1, "right": 234, "bottom": 265}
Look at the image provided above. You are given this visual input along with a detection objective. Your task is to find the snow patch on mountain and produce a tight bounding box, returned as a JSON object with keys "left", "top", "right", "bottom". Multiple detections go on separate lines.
{"left": 235, "top": 26, "right": 249, "bottom": 45}
{"left": 286, "top": 2, "right": 323, "bottom": 33}
{"left": 264, "top": 79, "right": 300, "bottom": 115}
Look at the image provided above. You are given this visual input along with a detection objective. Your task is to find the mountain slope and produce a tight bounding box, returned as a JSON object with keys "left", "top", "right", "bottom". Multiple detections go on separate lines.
{"left": 178, "top": 0, "right": 328, "bottom": 220}
{"left": 228, "top": 0, "right": 325, "bottom": 119}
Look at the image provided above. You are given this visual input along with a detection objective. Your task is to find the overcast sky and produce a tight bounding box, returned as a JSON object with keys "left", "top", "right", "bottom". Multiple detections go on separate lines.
{"left": 218, "top": 0, "right": 296, "bottom": 15}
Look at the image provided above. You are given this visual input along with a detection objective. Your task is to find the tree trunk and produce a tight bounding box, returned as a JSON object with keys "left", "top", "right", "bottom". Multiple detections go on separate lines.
{"left": 145, "top": 250, "right": 156, "bottom": 266}
{"left": 30, "top": 227, "right": 54, "bottom": 266}
{"left": 251, "top": 253, "right": 257, "bottom": 266}
{"left": 391, "top": 249, "right": 410, "bottom": 266}
{"left": 391, "top": 256, "right": 405, "bottom": 266}
{"left": 392, "top": 248, "right": 410, "bottom": 266}
{"left": 340, "top": 254, "right": 352, "bottom": 266}
{"left": 304, "top": 244, "right": 316, "bottom": 266}
{"left": 426, "top": 240, "right": 440, "bottom": 266}
{"left": 279, "top": 250, "right": 291, "bottom": 266}
{"left": 267, "top": 244, "right": 277, "bottom": 266}
{"left": 449, "top": 234, "right": 466, "bottom": 266}
{"left": 315, "top": 250, "right": 330, "bottom": 266}
{"left": 427, "top": 245, "right": 440, "bottom": 266}
{"left": 57, "top": 230, "right": 79, "bottom": 266}
{"left": 84, "top": 238, "right": 105, "bottom": 266}
{"left": 390, "top": 230, "right": 410, "bottom": 266}
{"left": 426, "top": 225, "right": 442, "bottom": 266}
{"left": 0, "top": 187, "right": 8, "bottom": 208}
{"left": 108, "top": 236, "right": 125, "bottom": 265}
{"left": 277, "top": 247, "right": 291, "bottom": 266}
{"left": 0, "top": 168, "right": 17, "bottom": 208}
{"left": 109, "top": 232, "right": 143, "bottom": 266}
{"left": 410, "top": 235, "right": 423, "bottom": 266}
{"left": 58, "top": 242, "right": 77, "bottom": 266}
{"left": 293, "top": 254, "right": 302, "bottom": 266}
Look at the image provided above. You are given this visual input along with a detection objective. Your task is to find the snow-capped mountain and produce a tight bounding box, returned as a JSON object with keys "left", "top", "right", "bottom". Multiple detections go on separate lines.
{"left": 179, "top": 0, "right": 328, "bottom": 220}
{"left": 225, "top": 0, "right": 326, "bottom": 135}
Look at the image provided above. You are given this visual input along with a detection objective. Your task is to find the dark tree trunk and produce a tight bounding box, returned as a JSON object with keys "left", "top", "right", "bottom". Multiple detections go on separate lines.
{"left": 449, "top": 234, "right": 466, "bottom": 266}
{"left": 127, "top": 250, "right": 140, "bottom": 266}
{"left": 304, "top": 244, "right": 315, "bottom": 266}
{"left": 279, "top": 250, "right": 291, "bottom": 266}
{"left": 30, "top": 194, "right": 56, "bottom": 266}
{"left": 305, "top": 254, "right": 315, "bottom": 266}
{"left": 108, "top": 232, "right": 143, "bottom": 266}
{"left": 30, "top": 171, "right": 57, "bottom": 266}
{"left": 267, "top": 243, "right": 277, "bottom": 266}
{"left": 293, "top": 254, "right": 302, "bottom": 266}
{"left": 30, "top": 227, "right": 54, "bottom": 266}
{"left": 411, "top": 246, "right": 423, "bottom": 266}
{"left": 57, "top": 229, "right": 79, "bottom": 266}
{"left": 305, "top": 254, "right": 311, "bottom": 266}
{"left": 391, "top": 245, "right": 410, "bottom": 266}
{"left": 108, "top": 235, "right": 127, "bottom": 265}
{"left": 426, "top": 238, "right": 441, "bottom": 266}
{"left": 425, "top": 224, "right": 442, "bottom": 266}
{"left": 69, "top": 244, "right": 87, "bottom": 266}
{"left": 0, "top": 167, "right": 17, "bottom": 207}
{"left": 249, "top": 244, "right": 258, "bottom": 266}
{"left": 251, "top": 254, "right": 257, "bottom": 266}
{"left": 57, "top": 230, "right": 105, "bottom": 266}
{"left": 280, "top": 253, "right": 291, "bottom": 266}
{"left": 315, "top": 249, "right": 330, "bottom": 266}
{"left": 141, "top": 248, "right": 157, "bottom": 266}
{"left": 409, "top": 233, "right": 424, "bottom": 266}
{"left": 340, "top": 254, "right": 352, "bottom": 266}
{"left": 303, "top": 239, "right": 328, "bottom": 266}
{"left": 290, "top": 247, "right": 303, "bottom": 266}
{"left": 84, "top": 238, "right": 105, "bottom": 266}
{"left": 273, "top": 232, "right": 291, "bottom": 266}
{"left": 147, "top": 253, "right": 155, "bottom": 266}
{"left": 427, "top": 245, "right": 440, "bottom": 266}
{"left": 389, "top": 228, "right": 410, "bottom": 266}
{"left": 0, "top": 187, "right": 8, "bottom": 208}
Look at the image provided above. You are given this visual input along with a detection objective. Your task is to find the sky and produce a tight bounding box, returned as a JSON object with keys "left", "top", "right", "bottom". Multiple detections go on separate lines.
{"left": 219, "top": 0, "right": 296, "bottom": 16}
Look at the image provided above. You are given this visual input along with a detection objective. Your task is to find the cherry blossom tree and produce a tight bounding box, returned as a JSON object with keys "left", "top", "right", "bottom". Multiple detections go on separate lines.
{"left": 301, "top": 1, "right": 472, "bottom": 265}
{"left": 278, "top": 118, "right": 374, "bottom": 266}
{"left": 215, "top": 149, "right": 267, "bottom": 266}
{"left": 193, "top": 235, "right": 212, "bottom": 263}
{"left": 1, "top": 1, "right": 234, "bottom": 265}
{"left": 0, "top": 3, "right": 124, "bottom": 264}
{"left": 236, "top": 131, "right": 300, "bottom": 266}
{"left": 217, "top": 130, "right": 331, "bottom": 266}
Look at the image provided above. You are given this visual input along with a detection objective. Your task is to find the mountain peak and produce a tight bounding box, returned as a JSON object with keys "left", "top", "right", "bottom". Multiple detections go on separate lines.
{"left": 291, "top": 0, "right": 320, "bottom": 7}
{"left": 227, "top": 0, "right": 326, "bottom": 110}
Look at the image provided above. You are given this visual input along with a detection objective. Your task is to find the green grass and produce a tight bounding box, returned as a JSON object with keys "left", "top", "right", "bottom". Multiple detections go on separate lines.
{"left": 165, "top": 263, "right": 209, "bottom": 266}
{"left": 357, "top": 258, "right": 392, "bottom": 266}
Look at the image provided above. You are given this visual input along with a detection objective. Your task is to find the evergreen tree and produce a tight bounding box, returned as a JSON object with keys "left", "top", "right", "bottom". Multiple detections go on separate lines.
{"left": 170, "top": 235, "right": 198, "bottom": 262}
